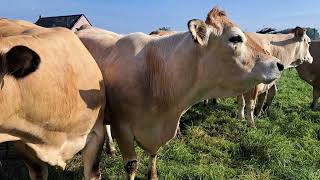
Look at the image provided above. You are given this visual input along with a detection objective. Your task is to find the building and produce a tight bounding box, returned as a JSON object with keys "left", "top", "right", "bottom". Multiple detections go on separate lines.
{"left": 35, "top": 14, "right": 91, "bottom": 31}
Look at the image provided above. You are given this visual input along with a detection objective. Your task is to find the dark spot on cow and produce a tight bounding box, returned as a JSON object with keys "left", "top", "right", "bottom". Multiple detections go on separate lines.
{"left": 229, "top": 35, "right": 243, "bottom": 43}
{"left": 5, "top": 45, "right": 40, "bottom": 78}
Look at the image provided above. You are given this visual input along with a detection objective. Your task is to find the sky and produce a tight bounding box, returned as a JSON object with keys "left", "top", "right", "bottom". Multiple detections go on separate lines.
{"left": 1, "top": 0, "right": 320, "bottom": 34}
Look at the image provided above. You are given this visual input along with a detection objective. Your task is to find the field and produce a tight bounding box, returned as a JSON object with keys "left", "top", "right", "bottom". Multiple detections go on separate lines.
{"left": 3, "top": 69, "right": 320, "bottom": 179}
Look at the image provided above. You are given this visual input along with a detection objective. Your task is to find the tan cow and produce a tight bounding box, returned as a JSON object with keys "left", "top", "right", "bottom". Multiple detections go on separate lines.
{"left": 0, "top": 19, "right": 106, "bottom": 180}
{"left": 76, "top": 25, "right": 122, "bottom": 156}
{"left": 77, "top": 26, "right": 178, "bottom": 155}
{"left": 77, "top": 7, "right": 283, "bottom": 180}
{"left": 237, "top": 28, "right": 313, "bottom": 127}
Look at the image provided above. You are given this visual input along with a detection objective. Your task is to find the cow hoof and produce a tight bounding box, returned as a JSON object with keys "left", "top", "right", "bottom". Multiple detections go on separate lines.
{"left": 111, "top": 150, "right": 116, "bottom": 157}
{"left": 203, "top": 99, "right": 209, "bottom": 106}
{"left": 88, "top": 172, "right": 101, "bottom": 180}
{"left": 107, "top": 149, "right": 116, "bottom": 157}
{"left": 147, "top": 165, "right": 158, "bottom": 180}
{"left": 317, "top": 130, "right": 320, "bottom": 140}
{"left": 176, "top": 128, "right": 182, "bottom": 138}
{"left": 311, "top": 104, "right": 317, "bottom": 111}
{"left": 254, "top": 110, "right": 261, "bottom": 117}
{"left": 147, "top": 172, "right": 158, "bottom": 180}
{"left": 126, "top": 174, "right": 135, "bottom": 180}
{"left": 124, "top": 160, "right": 138, "bottom": 178}
{"left": 262, "top": 105, "right": 268, "bottom": 112}
{"left": 211, "top": 98, "right": 218, "bottom": 106}
{"left": 148, "top": 177, "right": 159, "bottom": 180}
{"left": 247, "top": 124, "right": 256, "bottom": 129}
{"left": 237, "top": 116, "right": 245, "bottom": 121}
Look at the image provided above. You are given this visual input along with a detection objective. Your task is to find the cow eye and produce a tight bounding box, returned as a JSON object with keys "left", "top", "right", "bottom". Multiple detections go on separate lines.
{"left": 229, "top": 35, "right": 243, "bottom": 43}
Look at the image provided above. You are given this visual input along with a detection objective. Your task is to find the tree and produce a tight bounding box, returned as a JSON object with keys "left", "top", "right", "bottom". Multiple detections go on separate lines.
{"left": 256, "top": 27, "right": 276, "bottom": 34}
{"left": 306, "top": 28, "right": 320, "bottom": 40}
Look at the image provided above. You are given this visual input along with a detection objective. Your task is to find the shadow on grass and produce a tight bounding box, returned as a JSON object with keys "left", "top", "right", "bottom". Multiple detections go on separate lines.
{"left": 180, "top": 101, "right": 236, "bottom": 134}
{"left": 48, "top": 166, "right": 83, "bottom": 180}
{"left": 0, "top": 159, "right": 84, "bottom": 180}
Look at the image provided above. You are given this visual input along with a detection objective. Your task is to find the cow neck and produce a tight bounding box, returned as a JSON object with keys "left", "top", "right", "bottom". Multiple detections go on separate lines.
{"left": 148, "top": 32, "right": 206, "bottom": 111}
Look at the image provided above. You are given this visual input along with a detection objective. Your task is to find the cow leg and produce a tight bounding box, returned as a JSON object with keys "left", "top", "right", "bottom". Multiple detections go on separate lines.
{"left": 147, "top": 154, "right": 158, "bottom": 180}
{"left": 211, "top": 98, "right": 218, "bottom": 105}
{"left": 311, "top": 86, "right": 320, "bottom": 110}
{"left": 254, "top": 92, "right": 267, "bottom": 116}
{"left": 105, "top": 125, "right": 116, "bottom": 156}
{"left": 82, "top": 121, "right": 105, "bottom": 180}
{"left": 203, "top": 99, "right": 209, "bottom": 106}
{"left": 176, "top": 125, "right": 182, "bottom": 138}
{"left": 237, "top": 95, "right": 245, "bottom": 120}
{"left": 24, "top": 161, "right": 48, "bottom": 180}
{"left": 203, "top": 98, "right": 218, "bottom": 106}
{"left": 263, "top": 84, "right": 277, "bottom": 112}
{"left": 116, "top": 125, "right": 137, "bottom": 180}
{"left": 243, "top": 92, "right": 256, "bottom": 128}
{"left": 14, "top": 142, "right": 48, "bottom": 180}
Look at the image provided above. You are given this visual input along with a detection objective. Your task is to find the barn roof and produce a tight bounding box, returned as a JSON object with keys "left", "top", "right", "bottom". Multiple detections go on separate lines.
{"left": 35, "top": 14, "right": 91, "bottom": 29}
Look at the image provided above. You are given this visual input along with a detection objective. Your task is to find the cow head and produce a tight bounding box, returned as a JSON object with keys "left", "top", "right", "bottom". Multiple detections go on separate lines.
{"left": 289, "top": 27, "right": 313, "bottom": 67}
{"left": 187, "top": 7, "right": 283, "bottom": 93}
{"left": 1, "top": 45, "right": 40, "bottom": 79}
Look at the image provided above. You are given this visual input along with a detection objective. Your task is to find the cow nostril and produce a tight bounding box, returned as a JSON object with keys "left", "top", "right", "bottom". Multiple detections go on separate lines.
{"left": 277, "top": 62, "right": 284, "bottom": 71}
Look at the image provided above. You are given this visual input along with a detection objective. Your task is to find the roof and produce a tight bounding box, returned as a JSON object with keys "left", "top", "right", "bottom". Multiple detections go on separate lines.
{"left": 35, "top": 14, "right": 91, "bottom": 29}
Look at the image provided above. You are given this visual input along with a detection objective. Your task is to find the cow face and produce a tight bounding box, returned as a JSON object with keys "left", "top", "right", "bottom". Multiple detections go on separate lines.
{"left": 290, "top": 27, "right": 313, "bottom": 67}
{"left": 1, "top": 45, "right": 40, "bottom": 79}
{"left": 188, "top": 7, "right": 283, "bottom": 91}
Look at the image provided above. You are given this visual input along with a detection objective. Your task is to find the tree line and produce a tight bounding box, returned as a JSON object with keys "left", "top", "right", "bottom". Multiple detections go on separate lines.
{"left": 257, "top": 27, "right": 320, "bottom": 40}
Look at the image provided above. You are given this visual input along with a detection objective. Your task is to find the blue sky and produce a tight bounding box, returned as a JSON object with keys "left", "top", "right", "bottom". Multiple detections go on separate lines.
{"left": 1, "top": 0, "right": 320, "bottom": 34}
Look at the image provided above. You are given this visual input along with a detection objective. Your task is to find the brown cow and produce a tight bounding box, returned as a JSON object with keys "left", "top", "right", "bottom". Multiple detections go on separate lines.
{"left": 0, "top": 19, "right": 106, "bottom": 180}
{"left": 77, "top": 7, "right": 283, "bottom": 180}
{"left": 237, "top": 28, "right": 313, "bottom": 128}
{"left": 295, "top": 40, "right": 320, "bottom": 110}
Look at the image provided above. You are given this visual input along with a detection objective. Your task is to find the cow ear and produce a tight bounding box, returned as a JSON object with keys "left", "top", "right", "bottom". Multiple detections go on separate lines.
{"left": 293, "top": 26, "right": 306, "bottom": 39}
{"left": 188, "top": 19, "right": 211, "bottom": 46}
{"left": 5, "top": 45, "right": 40, "bottom": 78}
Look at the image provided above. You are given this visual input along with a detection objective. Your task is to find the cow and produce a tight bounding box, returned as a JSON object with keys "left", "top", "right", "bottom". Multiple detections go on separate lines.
{"left": 236, "top": 27, "right": 313, "bottom": 128}
{"left": 77, "top": 26, "right": 182, "bottom": 156}
{"left": 148, "top": 27, "right": 314, "bottom": 127}
{"left": 75, "top": 25, "right": 122, "bottom": 156}
{"left": 77, "top": 7, "right": 284, "bottom": 180}
{"left": 77, "top": 26, "right": 179, "bottom": 153}
{"left": 0, "top": 19, "right": 106, "bottom": 180}
{"left": 295, "top": 41, "right": 320, "bottom": 110}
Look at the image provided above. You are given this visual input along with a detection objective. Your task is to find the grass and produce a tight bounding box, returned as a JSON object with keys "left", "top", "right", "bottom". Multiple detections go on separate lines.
{"left": 4, "top": 69, "right": 320, "bottom": 179}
